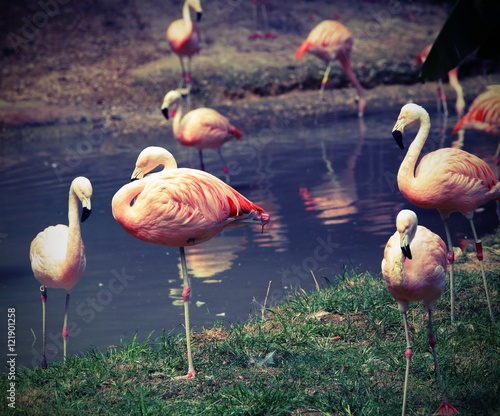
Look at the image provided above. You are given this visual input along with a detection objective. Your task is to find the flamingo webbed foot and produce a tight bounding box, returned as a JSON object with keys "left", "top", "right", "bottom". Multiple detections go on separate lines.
{"left": 174, "top": 370, "right": 196, "bottom": 380}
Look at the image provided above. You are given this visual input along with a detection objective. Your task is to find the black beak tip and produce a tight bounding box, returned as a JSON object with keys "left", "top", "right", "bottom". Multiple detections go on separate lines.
{"left": 196, "top": 12, "right": 202, "bottom": 22}
{"left": 131, "top": 177, "right": 139, "bottom": 182}
{"left": 392, "top": 130, "right": 404, "bottom": 149}
{"left": 401, "top": 245, "right": 412, "bottom": 260}
{"left": 81, "top": 207, "right": 91, "bottom": 223}
{"left": 161, "top": 107, "right": 169, "bottom": 120}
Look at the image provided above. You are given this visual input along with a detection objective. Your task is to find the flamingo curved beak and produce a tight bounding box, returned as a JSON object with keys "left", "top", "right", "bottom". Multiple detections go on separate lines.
{"left": 161, "top": 107, "right": 169, "bottom": 120}
{"left": 81, "top": 207, "right": 91, "bottom": 222}
{"left": 196, "top": 12, "right": 202, "bottom": 22}
{"left": 392, "top": 129, "right": 404, "bottom": 149}
{"left": 400, "top": 233, "right": 412, "bottom": 259}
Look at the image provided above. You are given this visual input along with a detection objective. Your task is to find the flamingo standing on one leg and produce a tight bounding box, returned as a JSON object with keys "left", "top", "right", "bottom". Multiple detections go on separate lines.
{"left": 161, "top": 89, "right": 243, "bottom": 177}
{"left": 111, "top": 146, "right": 269, "bottom": 379}
{"left": 295, "top": 20, "right": 366, "bottom": 119}
{"left": 415, "top": 44, "right": 465, "bottom": 117}
{"left": 30, "top": 177, "right": 93, "bottom": 368}
{"left": 382, "top": 210, "right": 457, "bottom": 416}
{"left": 392, "top": 103, "right": 499, "bottom": 322}
{"left": 451, "top": 84, "right": 500, "bottom": 165}
{"left": 166, "top": 0, "right": 203, "bottom": 94}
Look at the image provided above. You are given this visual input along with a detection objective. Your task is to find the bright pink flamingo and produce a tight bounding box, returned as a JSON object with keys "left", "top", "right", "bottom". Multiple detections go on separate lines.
{"left": 295, "top": 20, "right": 366, "bottom": 118}
{"left": 161, "top": 89, "right": 243, "bottom": 176}
{"left": 382, "top": 209, "right": 457, "bottom": 416}
{"left": 452, "top": 84, "right": 500, "bottom": 163}
{"left": 30, "top": 176, "right": 93, "bottom": 368}
{"left": 166, "top": 0, "right": 203, "bottom": 92}
{"left": 415, "top": 44, "right": 465, "bottom": 117}
{"left": 392, "top": 103, "right": 499, "bottom": 322}
{"left": 111, "top": 146, "right": 270, "bottom": 379}
{"left": 248, "top": 0, "right": 276, "bottom": 40}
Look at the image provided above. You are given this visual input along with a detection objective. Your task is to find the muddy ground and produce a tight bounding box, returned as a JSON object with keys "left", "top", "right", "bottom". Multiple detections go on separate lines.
{"left": 0, "top": 0, "right": 499, "bottom": 140}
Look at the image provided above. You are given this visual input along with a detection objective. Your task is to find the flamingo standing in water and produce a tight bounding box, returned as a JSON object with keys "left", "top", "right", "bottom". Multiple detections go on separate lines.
{"left": 295, "top": 20, "right": 366, "bottom": 119}
{"left": 452, "top": 84, "right": 500, "bottom": 164}
{"left": 166, "top": 0, "right": 202, "bottom": 93}
{"left": 392, "top": 103, "right": 499, "bottom": 322}
{"left": 382, "top": 210, "right": 457, "bottom": 416}
{"left": 30, "top": 177, "right": 93, "bottom": 368}
{"left": 111, "top": 146, "right": 270, "bottom": 379}
{"left": 161, "top": 89, "right": 243, "bottom": 176}
{"left": 415, "top": 44, "right": 465, "bottom": 117}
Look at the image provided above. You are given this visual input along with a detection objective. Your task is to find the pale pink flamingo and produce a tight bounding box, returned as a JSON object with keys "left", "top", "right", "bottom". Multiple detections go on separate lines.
{"left": 452, "top": 84, "right": 500, "bottom": 164}
{"left": 248, "top": 0, "right": 276, "bottom": 40}
{"left": 392, "top": 103, "right": 499, "bottom": 322}
{"left": 166, "top": 0, "right": 202, "bottom": 92}
{"left": 30, "top": 176, "right": 93, "bottom": 368}
{"left": 382, "top": 210, "right": 457, "bottom": 416}
{"left": 295, "top": 20, "right": 366, "bottom": 118}
{"left": 415, "top": 44, "right": 465, "bottom": 117}
{"left": 111, "top": 146, "right": 270, "bottom": 379}
{"left": 161, "top": 89, "right": 243, "bottom": 176}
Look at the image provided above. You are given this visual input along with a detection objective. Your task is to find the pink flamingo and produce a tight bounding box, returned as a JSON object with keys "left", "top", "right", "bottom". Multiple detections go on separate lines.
{"left": 295, "top": 20, "right": 366, "bottom": 118}
{"left": 415, "top": 44, "right": 465, "bottom": 117}
{"left": 382, "top": 209, "right": 457, "bottom": 416}
{"left": 166, "top": 0, "right": 203, "bottom": 92}
{"left": 452, "top": 84, "right": 500, "bottom": 163}
{"left": 392, "top": 103, "right": 499, "bottom": 322}
{"left": 161, "top": 89, "right": 243, "bottom": 176}
{"left": 111, "top": 146, "right": 270, "bottom": 379}
{"left": 30, "top": 177, "right": 93, "bottom": 368}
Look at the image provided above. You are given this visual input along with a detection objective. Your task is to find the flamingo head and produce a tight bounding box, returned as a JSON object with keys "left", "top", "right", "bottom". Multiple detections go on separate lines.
{"left": 396, "top": 209, "right": 418, "bottom": 260}
{"left": 71, "top": 176, "right": 93, "bottom": 223}
{"left": 392, "top": 103, "right": 428, "bottom": 149}
{"left": 131, "top": 146, "right": 178, "bottom": 180}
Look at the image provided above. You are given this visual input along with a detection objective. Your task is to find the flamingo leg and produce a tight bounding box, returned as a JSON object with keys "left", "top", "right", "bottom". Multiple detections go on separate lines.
{"left": 468, "top": 219, "right": 495, "bottom": 322}
{"left": 248, "top": 0, "right": 262, "bottom": 39}
{"left": 338, "top": 54, "right": 365, "bottom": 117}
{"left": 217, "top": 148, "right": 230, "bottom": 177}
{"left": 436, "top": 80, "right": 449, "bottom": 117}
{"left": 178, "top": 56, "right": 187, "bottom": 89}
{"left": 314, "top": 61, "right": 333, "bottom": 124}
{"left": 40, "top": 285, "right": 48, "bottom": 369}
{"left": 62, "top": 292, "right": 70, "bottom": 362}
{"left": 428, "top": 309, "right": 458, "bottom": 415}
{"left": 261, "top": 1, "right": 275, "bottom": 39}
{"left": 401, "top": 311, "right": 413, "bottom": 416}
{"left": 442, "top": 217, "right": 456, "bottom": 322}
{"left": 176, "top": 246, "right": 196, "bottom": 379}
{"left": 198, "top": 150, "right": 205, "bottom": 171}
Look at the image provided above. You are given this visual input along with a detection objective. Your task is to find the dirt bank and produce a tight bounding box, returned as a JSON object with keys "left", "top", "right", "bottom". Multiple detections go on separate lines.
{"left": 0, "top": 0, "right": 498, "bottom": 139}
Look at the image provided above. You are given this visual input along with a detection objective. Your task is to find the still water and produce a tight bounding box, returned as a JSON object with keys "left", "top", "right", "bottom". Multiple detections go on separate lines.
{"left": 1, "top": 103, "right": 498, "bottom": 369}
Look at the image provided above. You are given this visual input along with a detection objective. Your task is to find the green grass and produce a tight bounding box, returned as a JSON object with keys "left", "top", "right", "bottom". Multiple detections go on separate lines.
{"left": 2, "top": 249, "right": 499, "bottom": 415}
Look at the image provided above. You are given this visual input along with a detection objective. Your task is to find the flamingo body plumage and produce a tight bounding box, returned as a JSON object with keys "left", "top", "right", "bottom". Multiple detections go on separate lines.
{"left": 161, "top": 90, "right": 243, "bottom": 174}
{"left": 382, "top": 210, "right": 456, "bottom": 416}
{"left": 296, "top": 20, "right": 365, "bottom": 118}
{"left": 30, "top": 176, "right": 93, "bottom": 368}
{"left": 111, "top": 147, "right": 269, "bottom": 378}
{"left": 392, "top": 103, "right": 499, "bottom": 321}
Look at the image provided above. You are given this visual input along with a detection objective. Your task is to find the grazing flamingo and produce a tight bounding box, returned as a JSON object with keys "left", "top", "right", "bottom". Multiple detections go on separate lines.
{"left": 166, "top": 0, "right": 203, "bottom": 92}
{"left": 415, "top": 44, "right": 465, "bottom": 117}
{"left": 452, "top": 85, "right": 500, "bottom": 164}
{"left": 30, "top": 177, "right": 93, "bottom": 368}
{"left": 111, "top": 146, "right": 270, "bottom": 378}
{"left": 382, "top": 210, "right": 457, "bottom": 416}
{"left": 392, "top": 103, "right": 499, "bottom": 322}
{"left": 248, "top": 0, "right": 276, "bottom": 40}
{"left": 161, "top": 89, "right": 243, "bottom": 176}
{"left": 295, "top": 20, "right": 366, "bottom": 118}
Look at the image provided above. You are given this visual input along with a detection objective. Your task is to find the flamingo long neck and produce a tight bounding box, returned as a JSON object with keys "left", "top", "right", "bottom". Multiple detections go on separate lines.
{"left": 112, "top": 180, "right": 145, "bottom": 227}
{"left": 397, "top": 113, "right": 430, "bottom": 193}
{"left": 172, "top": 99, "right": 185, "bottom": 138}
{"left": 182, "top": 0, "right": 193, "bottom": 32}
{"left": 66, "top": 188, "right": 82, "bottom": 270}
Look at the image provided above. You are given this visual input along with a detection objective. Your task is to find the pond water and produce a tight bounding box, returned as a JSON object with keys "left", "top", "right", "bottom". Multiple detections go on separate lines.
{"left": 1, "top": 102, "right": 498, "bottom": 370}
